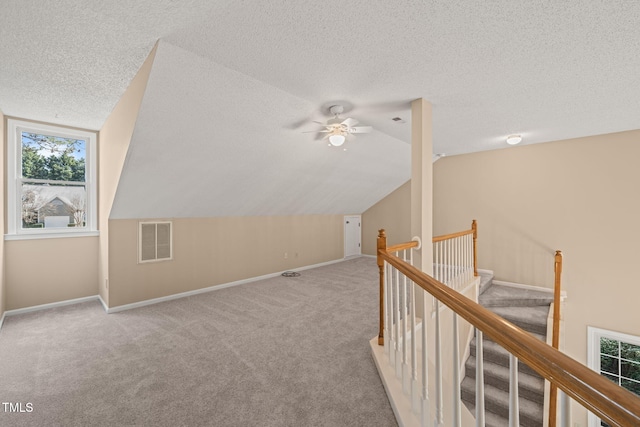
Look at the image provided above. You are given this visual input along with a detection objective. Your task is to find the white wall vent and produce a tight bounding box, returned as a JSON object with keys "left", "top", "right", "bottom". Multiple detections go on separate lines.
{"left": 139, "top": 221, "right": 172, "bottom": 263}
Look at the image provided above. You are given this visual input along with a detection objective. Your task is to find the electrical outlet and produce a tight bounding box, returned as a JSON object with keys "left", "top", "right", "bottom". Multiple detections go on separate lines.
{"left": 284, "top": 252, "right": 288, "bottom": 259}
{"left": 105, "top": 278, "right": 109, "bottom": 289}
{"left": 295, "top": 252, "right": 299, "bottom": 258}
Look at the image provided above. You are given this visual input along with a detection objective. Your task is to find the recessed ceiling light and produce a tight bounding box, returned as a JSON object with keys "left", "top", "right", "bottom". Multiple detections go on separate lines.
{"left": 506, "top": 134, "right": 522, "bottom": 145}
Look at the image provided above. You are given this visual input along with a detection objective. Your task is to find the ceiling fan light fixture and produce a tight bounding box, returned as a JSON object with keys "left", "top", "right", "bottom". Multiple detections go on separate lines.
{"left": 506, "top": 134, "right": 522, "bottom": 145}
{"left": 329, "top": 134, "right": 346, "bottom": 146}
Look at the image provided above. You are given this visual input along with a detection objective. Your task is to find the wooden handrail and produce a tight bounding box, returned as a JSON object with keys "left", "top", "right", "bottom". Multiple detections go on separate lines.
{"left": 432, "top": 219, "right": 478, "bottom": 277}
{"left": 386, "top": 240, "right": 419, "bottom": 253}
{"left": 432, "top": 228, "right": 474, "bottom": 243}
{"left": 378, "top": 249, "right": 640, "bottom": 427}
{"left": 549, "top": 250, "right": 564, "bottom": 427}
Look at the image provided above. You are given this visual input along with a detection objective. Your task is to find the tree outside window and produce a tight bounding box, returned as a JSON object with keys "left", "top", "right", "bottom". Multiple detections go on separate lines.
{"left": 20, "top": 132, "right": 87, "bottom": 229}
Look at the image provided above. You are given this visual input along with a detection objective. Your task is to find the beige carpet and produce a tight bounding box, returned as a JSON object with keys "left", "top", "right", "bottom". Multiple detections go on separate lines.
{"left": 0, "top": 257, "right": 397, "bottom": 427}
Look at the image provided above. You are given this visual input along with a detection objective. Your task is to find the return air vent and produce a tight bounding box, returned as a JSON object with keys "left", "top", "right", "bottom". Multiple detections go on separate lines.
{"left": 139, "top": 221, "right": 172, "bottom": 263}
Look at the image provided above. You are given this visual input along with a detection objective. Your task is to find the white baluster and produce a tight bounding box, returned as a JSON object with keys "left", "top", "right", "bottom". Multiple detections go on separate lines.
{"left": 410, "top": 251, "right": 420, "bottom": 414}
{"left": 456, "top": 236, "right": 461, "bottom": 289}
{"left": 389, "top": 264, "right": 395, "bottom": 366}
{"left": 476, "top": 330, "right": 485, "bottom": 427}
{"left": 509, "top": 354, "right": 520, "bottom": 427}
{"left": 467, "top": 234, "right": 472, "bottom": 282}
{"left": 421, "top": 287, "right": 431, "bottom": 425}
{"left": 384, "top": 261, "right": 390, "bottom": 357}
{"left": 444, "top": 239, "right": 449, "bottom": 287}
{"left": 402, "top": 250, "right": 410, "bottom": 393}
{"left": 435, "top": 299, "right": 444, "bottom": 426}
{"left": 559, "top": 389, "right": 571, "bottom": 427}
{"left": 395, "top": 265, "right": 402, "bottom": 379}
{"left": 437, "top": 240, "right": 442, "bottom": 283}
{"left": 433, "top": 241, "right": 439, "bottom": 282}
{"left": 435, "top": 241, "right": 439, "bottom": 282}
{"left": 453, "top": 313, "right": 461, "bottom": 426}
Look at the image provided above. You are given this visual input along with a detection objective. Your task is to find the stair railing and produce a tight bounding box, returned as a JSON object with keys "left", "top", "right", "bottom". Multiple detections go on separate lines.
{"left": 432, "top": 219, "right": 478, "bottom": 290}
{"left": 376, "top": 231, "right": 640, "bottom": 427}
{"left": 378, "top": 219, "right": 478, "bottom": 346}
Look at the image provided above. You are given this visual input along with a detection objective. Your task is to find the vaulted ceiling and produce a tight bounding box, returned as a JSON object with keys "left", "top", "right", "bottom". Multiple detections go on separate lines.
{"left": 2, "top": 1, "right": 640, "bottom": 218}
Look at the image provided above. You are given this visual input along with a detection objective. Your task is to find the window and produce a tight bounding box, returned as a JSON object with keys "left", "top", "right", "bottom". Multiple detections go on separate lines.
{"left": 139, "top": 221, "right": 172, "bottom": 263}
{"left": 588, "top": 327, "right": 640, "bottom": 427}
{"left": 7, "top": 119, "right": 97, "bottom": 238}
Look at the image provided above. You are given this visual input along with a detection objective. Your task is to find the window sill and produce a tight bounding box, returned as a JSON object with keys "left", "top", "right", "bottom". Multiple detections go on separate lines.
{"left": 4, "top": 231, "right": 100, "bottom": 241}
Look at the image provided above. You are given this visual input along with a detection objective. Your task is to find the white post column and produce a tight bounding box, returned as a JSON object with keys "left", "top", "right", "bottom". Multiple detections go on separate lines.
{"left": 411, "top": 98, "right": 434, "bottom": 426}
{"left": 410, "top": 98, "right": 433, "bottom": 275}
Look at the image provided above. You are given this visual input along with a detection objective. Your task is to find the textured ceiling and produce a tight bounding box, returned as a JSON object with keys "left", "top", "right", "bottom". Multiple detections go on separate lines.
{"left": 2, "top": 1, "right": 640, "bottom": 218}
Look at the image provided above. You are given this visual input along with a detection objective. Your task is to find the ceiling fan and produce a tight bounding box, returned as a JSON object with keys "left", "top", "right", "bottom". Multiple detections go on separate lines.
{"left": 305, "top": 104, "right": 372, "bottom": 147}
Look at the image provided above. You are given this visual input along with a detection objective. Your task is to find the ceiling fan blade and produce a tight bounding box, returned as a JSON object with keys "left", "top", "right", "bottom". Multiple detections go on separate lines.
{"left": 349, "top": 126, "right": 372, "bottom": 134}
{"left": 303, "top": 129, "right": 331, "bottom": 134}
{"left": 341, "top": 117, "right": 358, "bottom": 127}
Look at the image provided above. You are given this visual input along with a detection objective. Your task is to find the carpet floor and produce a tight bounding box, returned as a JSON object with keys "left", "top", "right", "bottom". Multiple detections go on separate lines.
{"left": 0, "top": 257, "right": 397, "bottom": 427}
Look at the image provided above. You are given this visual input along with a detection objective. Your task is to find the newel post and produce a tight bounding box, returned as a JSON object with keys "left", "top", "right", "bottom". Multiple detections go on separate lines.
{"left": 549, "top": 250, "right": 563, "bottom": 427}
{"left": 377, "top": 229, "right": 387, "bottom": 346}
{"left": 472, "top": 219, "right": 478, "bottom": 277}
{"left": 552, "top": 250, "right": 563, "bottom": 350}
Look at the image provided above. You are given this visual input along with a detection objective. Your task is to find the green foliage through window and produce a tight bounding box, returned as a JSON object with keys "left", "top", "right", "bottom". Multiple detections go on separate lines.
{"left": 600, "top": 337, "right": 640, "bottom": 395}
{"left": 21, "top": 132, "right": 86, "bottom": 182}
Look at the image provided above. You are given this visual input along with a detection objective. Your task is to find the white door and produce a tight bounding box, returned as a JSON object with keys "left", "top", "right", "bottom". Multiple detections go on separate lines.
{"left": 344, "top": 215, "right": 361, "bottom": 258}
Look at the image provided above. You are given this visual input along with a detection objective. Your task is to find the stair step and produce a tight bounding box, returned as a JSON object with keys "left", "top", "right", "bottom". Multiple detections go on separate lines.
{"left": 488, "top": 305, "right": 550, "bottom": 336}
{"left": 479, "top": 284, "right": 554, "bottom": 307}
{"left": 464, "top": 280, "right": 553, "bottom": 426}
{"left": 464, "top": 356, "right": 545, "bottom": 402}
{"left": 464, "top": 402, "right": 514, "bottom": 427}
{"left": 461, "top": 379, "right": 544, "bottom": 427}
{"left": 470, "top": 336, "right": 544, "bottom": 377}
{"left": 478, "top": 271, "right": 494, "bottom": 295}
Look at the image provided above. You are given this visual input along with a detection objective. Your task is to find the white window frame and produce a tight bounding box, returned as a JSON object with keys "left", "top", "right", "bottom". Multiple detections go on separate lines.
{"left": 6, "top": 118, "right": 98, "bottom": 240}
{"left": 587, "top": 326, "right": 640, "bottom": 427}
{"left": 138, "top": 221, "right": 173, "bottom": 264}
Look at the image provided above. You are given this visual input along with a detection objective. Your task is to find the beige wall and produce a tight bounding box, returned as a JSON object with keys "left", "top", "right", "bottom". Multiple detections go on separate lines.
{"left": 0, "top": 110, "right": 5, "bottom": 317}
{"left": 108, "top": 215, "right": 344, "bottom": 307}
{"left": 362, "top": 180, "right": 411, "bottom": 255}
{"left": 98, "top": 44, "right": 157, "bottom": 306}
{"left": 1, "top": 113, "right": 98, "bottom": 311}
{"left": 433, "top": 130, "right": 640, "bottom": 424}
{"left": 5, "top": 237, "right": 98, "bottom": 310}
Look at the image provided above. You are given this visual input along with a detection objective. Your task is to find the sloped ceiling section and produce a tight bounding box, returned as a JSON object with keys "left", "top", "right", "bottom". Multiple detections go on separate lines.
{"left": 109, "top": 42, "right": 411, "bottom": 219}
{"left": 0, "top": 0, "right": 224, "bottom": 130}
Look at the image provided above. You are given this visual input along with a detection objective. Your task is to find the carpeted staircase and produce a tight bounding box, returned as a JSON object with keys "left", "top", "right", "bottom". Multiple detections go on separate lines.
{"left": 461, "top": 273, "right": 555, "bottom": 427}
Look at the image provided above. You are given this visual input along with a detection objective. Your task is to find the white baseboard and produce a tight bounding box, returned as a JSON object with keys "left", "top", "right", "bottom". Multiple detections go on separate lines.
{"left": 2, "top": 295, "right": 100, "bottom": 319}
{"left": 105, "top": 257, "right": 346, "bottom": 314}
{"left": 0, "top": 257, "right": 349, "bottom": 321}
{"left": 98, "top": 295, "right": 109, "bottom": 312}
